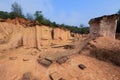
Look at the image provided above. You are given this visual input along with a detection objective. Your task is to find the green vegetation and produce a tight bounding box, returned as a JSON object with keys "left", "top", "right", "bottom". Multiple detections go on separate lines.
{"left": 0, "top": 2, "right": 24, "bottom": 19}
{"left": 11, "top": 2, "right": 24, "bottom": 18}
{"left": 117, "top": 10, "right": 120, "bottom": 33}
{"left": 0, "top": 2, "right": 89, "bottom": 34}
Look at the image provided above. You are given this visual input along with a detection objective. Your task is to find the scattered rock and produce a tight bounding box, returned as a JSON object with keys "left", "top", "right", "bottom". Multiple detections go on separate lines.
{"left": 38, "top": 55, "right": 42, "bottom": 59}
{"left": 21, "top": 72, "right": 32, "bottom": 80}
{"left": 23, "top": 58, "right": 29, "bottom": 61}
{"left": 31, "top": 51, "right": 38, "bottom": 56}
{"left": 63, "top": 45, "right": 74, "bottom": 49}
{"left": 56, "top": 56, "right": 69, "bottom": 64}
{"left": 49, "top": 72, "right": 63, "bottom": 80}
{"left": 9, "top": 56, "right": 17, "bottom": 60}
{"left": 37, "top": 58, "right": 53, "bottom": 67}
{"left": 50, "top": 43, "right": 56, "bottom": 46}
{"left": 21, "top": 72, "right": 40, "bottom": 80}
{"left": 78, "top": 64, "right": 86, "bottom": 70}
{"left": 58, "top": 78, "right": 66, "bottom": 80}
{"left": 32, "top": 78, "right": 40, "bottom": 80}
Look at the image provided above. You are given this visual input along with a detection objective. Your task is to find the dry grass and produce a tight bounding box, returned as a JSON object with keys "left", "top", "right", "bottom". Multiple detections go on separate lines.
{"left": 90, "top": 48, "right": 120, "bottom": 66}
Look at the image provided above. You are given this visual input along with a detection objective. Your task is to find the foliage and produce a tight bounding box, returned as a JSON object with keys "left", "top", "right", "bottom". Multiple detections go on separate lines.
{"left": 11, "top": 2, "right": 24, "bottom": 18}
{"left": 117, "top": 10, "right": 120, "bottom": 33}
{"left": 0, "top": 11, "right": 9, "bottom": 19}
{"left": 26, "top": 13, "right": 34, "bottom": 20}
{"left": 64, "top": 25, "right": 89, "bottom": 34}
{"left": 0, "top": 2, "right": 24, "bottom": 19}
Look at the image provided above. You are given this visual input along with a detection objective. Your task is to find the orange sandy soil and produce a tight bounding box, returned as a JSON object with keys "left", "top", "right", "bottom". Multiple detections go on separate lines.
{"left": 0, "top": 46, "right": 120, "bottom": 80}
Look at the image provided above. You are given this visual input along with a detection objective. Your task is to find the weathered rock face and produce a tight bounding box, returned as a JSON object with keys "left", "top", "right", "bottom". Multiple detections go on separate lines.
{"left": 22, "top": 26, "right": 71, "bottom": 49}
{"left": 6, "top": 17, "right": 39, "bottom": 27}
{"left": 89, "top": 14, "right": 119, "bottom": 39}
{"left": 36, "top": 25, "right": 52, "bottom": 49}
{"left": 0, "top": 18, "right": 71, "bottom": 50}
{"left": 53, "top": 28, "right": 71, "bottom": 41}
{"left": 0, "top": 22, "right": 23, "bottom": 50}
{"left": 23, "top": 27, "right": 37, "bottom": 48}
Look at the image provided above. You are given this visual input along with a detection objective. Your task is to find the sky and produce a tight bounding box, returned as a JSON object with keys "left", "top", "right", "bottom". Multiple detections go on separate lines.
{"left": 0, "top": 0, "right": 120, "bottom": 26}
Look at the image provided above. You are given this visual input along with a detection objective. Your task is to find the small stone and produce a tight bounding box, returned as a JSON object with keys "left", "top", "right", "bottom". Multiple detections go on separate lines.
{"left": 23, "top": 58, "right": 29, "bottom": 61}
{"left": 59, "top": 78, "right": 66, "bottom": 80}
{"left": 56, "top": 56, "right": 69, "bottom": 64}
{"left": 32, "top": 77, "right": 40, "bottom": 80}
{"left": 22, "top": 72, "right": 32, "bottom": 80}
{"left": 49, "top": 72, "right": 63, "bottom": 80}
{"left": 78, "top": 64, "right": 86, "bottom": 70}
{"left": 9, "top": 56, "right": 17, "bottom": 60}
{"left": 31, "top": 51, "right": 37, "bottom": 56}
{"left": 63, "top": 45, "right": 74, "bottom": 49}
{"left": 37, "top": 58, "right": 52, "bottom": 67}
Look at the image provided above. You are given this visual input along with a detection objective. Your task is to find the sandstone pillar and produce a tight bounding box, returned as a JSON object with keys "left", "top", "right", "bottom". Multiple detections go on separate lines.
{"left": 89, "top": 14, "right": 119, "bottom": 39}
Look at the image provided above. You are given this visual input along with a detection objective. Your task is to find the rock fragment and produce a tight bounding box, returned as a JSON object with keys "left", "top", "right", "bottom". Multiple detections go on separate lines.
{"left": 78, "top": 64, "right": 86, "bottom": 70}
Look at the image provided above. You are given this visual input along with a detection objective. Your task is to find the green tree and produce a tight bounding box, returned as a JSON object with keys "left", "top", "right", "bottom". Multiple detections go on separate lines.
{"left": 26, "top": 13, "right": 34, "bottom": 20}
{"left": 117, "top": 10, "right": 120, "bottom": 33}
{"left": 0, "top": 11, "right": 9, "bottom": 19}
{"left": 34, "top": 11, "right": 44, "bottom": 24}
{"left": 11, "top": 2, "right": 24, "bottom": 18}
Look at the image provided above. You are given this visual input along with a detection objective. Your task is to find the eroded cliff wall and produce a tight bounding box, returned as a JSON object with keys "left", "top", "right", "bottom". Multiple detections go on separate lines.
{"left": 0, "top": 19, "right": 71, "bottom": 50}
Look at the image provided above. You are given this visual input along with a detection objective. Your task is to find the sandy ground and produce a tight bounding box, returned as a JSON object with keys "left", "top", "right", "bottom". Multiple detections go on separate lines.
{"left": 0, "top": 46, "right": 120, "bottom": 80}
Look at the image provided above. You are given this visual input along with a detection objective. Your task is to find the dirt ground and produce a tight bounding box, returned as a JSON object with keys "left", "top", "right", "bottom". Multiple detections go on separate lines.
{"left": 0, "top": 38, "right": 120, "bottom": 80}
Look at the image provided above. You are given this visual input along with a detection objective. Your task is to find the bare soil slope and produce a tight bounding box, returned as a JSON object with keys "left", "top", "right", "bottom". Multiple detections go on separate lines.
{"left": 0, "top": 46, "right": 120, "bottom": 80}
{"left": 85, "top": 37, "right": 120, "bottom": 66}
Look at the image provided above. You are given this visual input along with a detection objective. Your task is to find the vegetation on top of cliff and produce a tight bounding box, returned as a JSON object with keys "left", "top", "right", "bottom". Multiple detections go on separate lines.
{"left": 0, "top": 2, "right": 90, "bottom": 34}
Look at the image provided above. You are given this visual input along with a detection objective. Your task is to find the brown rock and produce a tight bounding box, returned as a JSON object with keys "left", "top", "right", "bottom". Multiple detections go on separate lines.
{"left": 21, "top": 72, "right": 40, "bottom": 80}
{"left": 0, "top": 22, "right": 23, "bottom": 50}
{"left": 36, "top": 25, "right": 52, "bottom": 49}
{"left": 78, "top": 64, "right": 86, "bottom": 70}
{"left": 49, "top": 72, "right": 63, "bottom": 80}
{"left": 22, "top": 72, "right": 32, "bottom": 80}
{"left": 23, "top": 27, "right": 37, "bottom": 48}
{"left": 56, "top": 56, "right": 69, "bottom": 64}
{"left": 53, "top": 28, "right": 71, "bottom": 41}
{"left": 37, "top": 58, "right": 53, "bottom": 67}
{"left": 31, "top": 51, "right": 38, "bottom": 56}
{"left": 89, "top": 14, "right": 119, "bottom": 39}
{"left": 9, "top": 56, "right": 17, "bottom": 60}
{"left": 23, "top": 58, "right": 29, "bottom": 61}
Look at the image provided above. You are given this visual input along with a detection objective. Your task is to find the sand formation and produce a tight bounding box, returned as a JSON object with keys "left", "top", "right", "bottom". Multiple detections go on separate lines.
{"left": 0, "top": 14, "right": 120, "bottom": 80}
{"left": 0, "top": 18, "right": 71, "bottom": 51}
{"left": 89, "top": 14, "right": 119, "bottom": 38}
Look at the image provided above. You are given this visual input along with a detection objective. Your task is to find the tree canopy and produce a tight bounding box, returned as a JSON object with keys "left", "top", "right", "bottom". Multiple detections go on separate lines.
{"left": 11, "top": 2, "right": 24, "bottom": 18}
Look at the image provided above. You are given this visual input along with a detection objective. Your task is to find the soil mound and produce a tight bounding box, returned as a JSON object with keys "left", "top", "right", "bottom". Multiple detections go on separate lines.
{"left": 86, "top": 37, "right": 120, "bottom": 66}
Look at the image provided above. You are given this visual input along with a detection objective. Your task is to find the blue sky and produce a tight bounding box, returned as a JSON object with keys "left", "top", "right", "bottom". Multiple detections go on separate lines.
{"left": 0, "top": 0, "right": 120, "bottom": 26}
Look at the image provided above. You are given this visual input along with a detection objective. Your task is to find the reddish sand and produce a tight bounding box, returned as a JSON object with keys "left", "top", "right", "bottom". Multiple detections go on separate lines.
{"left": 0, "top": 46, "right": 120, "bottom": 80}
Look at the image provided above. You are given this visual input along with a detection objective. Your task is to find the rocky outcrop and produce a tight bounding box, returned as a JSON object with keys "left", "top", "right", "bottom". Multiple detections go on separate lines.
{"left": 0, "top": 22, "right": 23, "bottom": 50}
{"left": 53, "top": 28, "right": 71, "bottom": 41}
{"left": 0, "top": 19, "right": 71, "bottom": 50}
{"left": 23, "top": 27, "right": 37, "bottom": 48}
{"left": 89, "top": 14, "right": 119, "bottom": 39}
{"left": 36, "top": 25, "right": 52, "bottom": 49}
